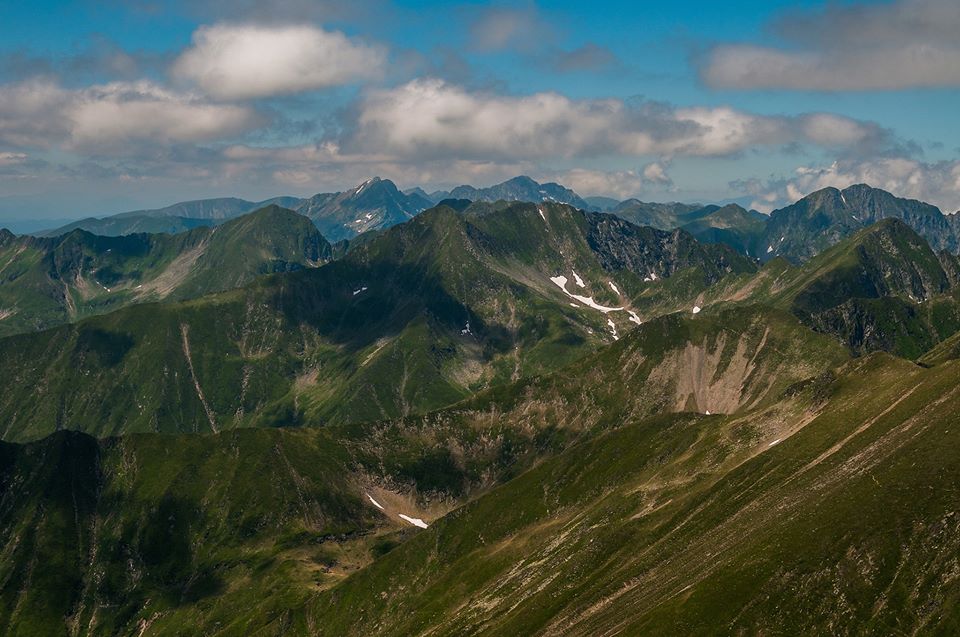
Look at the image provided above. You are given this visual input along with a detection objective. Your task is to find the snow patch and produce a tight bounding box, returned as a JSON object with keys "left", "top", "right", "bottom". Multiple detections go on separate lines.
{"left": 692, "top": 306, "right": 701, "bottom": 314}
{"left": 366, "top": 494, "right": 384, "bottom": 510}
{"left": 609, "top": 282, "right": 620, "bottom": 295}
{"left": 627, "top": 311, "right": 642, "bottom": 325}
{"left": 355, "top": 178, "right": 373, "bottom": 196}
{"left": 550, "top": 276, "right": 623, "bottom": 313}
{"left": 607, "top": 318, "right": 619, "bottom": 340}
{"left": 399, "top": 514, "right": 428, "bottom": 529}
{"left": 768, "top": 439, "right": 781, "bottom": 447}
{"left": 537, "top": 205, "right": 547, "bottom": 222}
{"left": 352, "top": 286, "right": 368, "bottom": 296}
{"left": 767, "top": 245, "right": 773, "bottom": 254}
{"left": 572, "top": 270, "right": 585, "bottom": 288}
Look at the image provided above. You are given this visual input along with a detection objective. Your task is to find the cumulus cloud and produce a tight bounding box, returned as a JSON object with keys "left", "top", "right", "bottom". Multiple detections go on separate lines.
{"left": 0, "top": 80, "right": 71, "bottom": 149}
{"left": 551, "top": 168, "right": 645, "bottom": 199}
{"left": 701, "top": 0, "right": 960, "bottom": 90}
{"left": 641, "top": 161, "right": 672, "bottom": 185}
{"left": 221, "top": 141, "right": 531, "bottom": 192}
{"left": 70, "top": 81, "right": 260, "bottom": 148}
{"left": 733, "top": 159, "right": 960, "bottom": 213}
{"left": 347, "top": 78, "right": 901, "bottom": 161}
{"left": 0, "top": 79, "right": 260, "bottom": 152}
{"left": 549, "top": 163, "right": 678, "bottom": 199}
{"left": 172, "top": 23, "right": 386, "bottom": 99}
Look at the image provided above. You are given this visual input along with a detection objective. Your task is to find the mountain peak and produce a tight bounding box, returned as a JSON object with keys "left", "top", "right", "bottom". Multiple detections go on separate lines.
{"left": 447, "top": 175, "right": 589, "bottom": 209}
{"left": 503, "top": 175, "right": 539, "bottom": 187}
{"left": 799, "top": 186, "right": 847, "bottom": 209}
{"left": 350, "top": 176, "right": 389, "bottom": 195}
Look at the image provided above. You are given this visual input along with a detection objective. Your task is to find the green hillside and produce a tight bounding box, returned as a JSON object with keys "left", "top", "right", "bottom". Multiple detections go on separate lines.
{"left": 0, "top": 202, "right": 755, "bottom": 442}
{"left": 2, "top": 192, "right": 960, "bottom": 636}
{"left": 0, "top": 300, "right": 851, "bottom": 636}
{"left": 681, "top": 203, "right": 767, "bottom": 257}
{"left": 307, "top": 350, "right": 960, "bottom": 636}
{"left": 0, "top": 206, "right": 330, "bottom": 337}
{"left": 0, "top": 299, "right": 956, "bottom": 635}
{"left": 676, "top": 219, "right": 960, "bottom": 358}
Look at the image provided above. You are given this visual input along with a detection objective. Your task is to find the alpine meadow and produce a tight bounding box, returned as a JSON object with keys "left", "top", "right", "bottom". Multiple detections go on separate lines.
{"left": 1, "top": 1, "right": 960, "bottom": 635}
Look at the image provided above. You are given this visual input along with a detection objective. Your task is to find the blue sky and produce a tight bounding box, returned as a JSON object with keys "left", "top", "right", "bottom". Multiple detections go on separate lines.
{"left": 1, "top": 0, "right": 959, "bottom": 222}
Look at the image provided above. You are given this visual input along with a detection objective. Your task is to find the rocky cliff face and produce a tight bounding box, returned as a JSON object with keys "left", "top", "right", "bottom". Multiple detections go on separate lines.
{"left": 765, "top": 184, "right": 960, "bottom": 262}
{"left": 585, "top": 212, "right": 757, "bottom": 285}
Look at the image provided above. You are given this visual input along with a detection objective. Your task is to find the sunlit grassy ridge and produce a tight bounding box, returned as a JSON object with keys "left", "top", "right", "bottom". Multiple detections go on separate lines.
{"left": 0, "top": 203, "right": 754, "bottom": 442}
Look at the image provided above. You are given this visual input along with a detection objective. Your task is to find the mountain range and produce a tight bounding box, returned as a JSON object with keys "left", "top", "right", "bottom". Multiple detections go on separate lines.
{"left": 36, "top": 177, "right": 432, "bottom": 243}
{"left": 27, "top": 177, "right": 960, "bottom": 272}
{"left": 1, "top": 180, "right": 960, "bottom": 635}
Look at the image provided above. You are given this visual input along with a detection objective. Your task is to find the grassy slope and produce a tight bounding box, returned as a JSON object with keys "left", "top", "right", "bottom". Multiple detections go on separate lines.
{"left": 306, "top": 351, "right": 960, "bottom": 636}
{"left": 681, "top": 219, "right": 960, "bottom": 358}
{"left": 0, "top": 206, "right": 330, "bottom": 337}
{"left": 681, "top": 204, "right": 767, "bottom": 257}
{"left": 0, "top": 302, "right": 851, "bottom": 636}
{"left": 0, "top": 203, "right": 755, "bottom": 442}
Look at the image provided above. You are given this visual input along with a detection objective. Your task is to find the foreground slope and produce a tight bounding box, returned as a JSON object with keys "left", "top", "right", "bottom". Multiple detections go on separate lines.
{"left": 2, "top": 301, "right": 956, "bottom": 635}
{"left": 307, "top": 350, "right": 960, "bottom": 636}
{"left": 0, "top": 304, "right": 849, "bottom": 636}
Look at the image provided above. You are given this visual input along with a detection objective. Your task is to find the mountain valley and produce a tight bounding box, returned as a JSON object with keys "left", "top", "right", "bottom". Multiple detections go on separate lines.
{"left": 1, "top": 182, "right": 959, "bottom": 636}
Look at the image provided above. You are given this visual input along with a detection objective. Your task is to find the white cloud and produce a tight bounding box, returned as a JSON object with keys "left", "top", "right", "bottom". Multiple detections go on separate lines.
{"left": 172, "top": 23, "right": 386, "bottom": 99}
{"left": 641, "top": 161, "right": 672, "bottom": 185}
{"left": 735, "top": 159, "right": 960, "bottom": 213}
{"left": 0, "top": 80, "right": 71, "bottom": 148}
{"left": 69, "top": 81, "right": 258, "bottom": 148}
{"left": 701, "top": 0, "right": 960, "bottom": 90}
{"left": 554, "top": 169, "right": 645, "bottom": 199}
{"left": 221, "top": 141, "right": 532, "bottom": 192}
{"left": 0, "top": 79, "right": 260, "bottom": 153}
{"left": 348, "top": 79, "right": 898, "bottom": 160}
{"left": 553, "top": 163, "right": 676, "bottom": 199}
